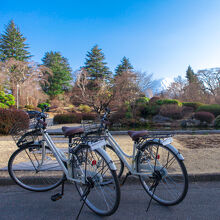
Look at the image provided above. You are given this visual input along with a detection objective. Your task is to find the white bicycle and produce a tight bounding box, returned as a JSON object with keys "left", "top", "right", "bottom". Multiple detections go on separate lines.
{"left": 84, "top": 109, "right": 189, "bottom": 207}
{"left": 8, "top": 109, "right": 120, "bottom": 217}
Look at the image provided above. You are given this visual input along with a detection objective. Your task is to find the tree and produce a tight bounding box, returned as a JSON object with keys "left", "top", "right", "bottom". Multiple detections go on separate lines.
{"left": 0, "top": 20, "right": 31, "bottom": 62}
{"left": 72, "top": 68, "right": 114, "bottom": 114}
{"left": 186, "top": 65, "right": 197, "bottom": 83}
{"left": 41, "top": 51, "right": 72, "bottom": 98}
{"left": 115, "top": 56, "right": 133, "bottom": 76}
{"left": 197, "top": 68, "right": 220, "bottom": 103}
{"left": 84, "top": 45, "right": 111, "bottom": 80}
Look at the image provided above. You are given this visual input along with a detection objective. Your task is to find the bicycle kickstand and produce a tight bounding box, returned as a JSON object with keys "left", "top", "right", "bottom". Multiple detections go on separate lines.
{"left": 51, "top": 178, "right": 66, "bottom": 202}
{"left": 121, "top": 171, "right": 131, "bottom": 186}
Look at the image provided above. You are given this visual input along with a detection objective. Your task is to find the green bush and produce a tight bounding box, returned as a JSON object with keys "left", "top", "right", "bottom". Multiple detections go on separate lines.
{"left": 78, "top": 104, "right": 92, "bottom": 113}
{"left": 0, "top": 109, "right": 29, "bottom": 134}
{"left": 145, "top": 104, "right": 160, "bottom": 116}
{"left": 156, "top": 99, "right": 182, "bottom": 107}
{"left": 53, "top": 113, "right": 96, "bottom": 124}
{"left": 182, "top": 102, "right": 203, "bottom": 110}
{"left": 194, "top": 111, "right": 215, "bottom": 123}
{"left": 0, "top": 91, "right": 15, "bottom": 107}
{"left": 197, "top": 104, "right": 220, "bottom": 117}
{"left": 136, "top": 97, "right": 149, "bottom": 104}
{"left": 0, "top": 103, "right": 9, "bottom": 109}
{"left": 37, "top": 102, "right": 50, "bottom": 111}
{"left": 214, "top": 115, "right": 220, "bottom": 128}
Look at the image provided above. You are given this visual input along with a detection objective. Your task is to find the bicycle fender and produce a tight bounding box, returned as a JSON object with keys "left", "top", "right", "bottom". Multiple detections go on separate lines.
{"left": 145, "top": 140, "right": 184, "bottom": 161}
{"left": 96, "top": 148, "right": 117, "bottom": 171}
{"left": 166, "top": 144, "right": 184, "bottom": 161}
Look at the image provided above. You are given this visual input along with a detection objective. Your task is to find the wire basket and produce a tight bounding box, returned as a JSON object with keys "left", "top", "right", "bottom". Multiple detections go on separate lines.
{"left": 81, "top": 120, "right": 102, "bottom": 134}
{"left": 10, "top": 118, "right": 40, "bottom": 147}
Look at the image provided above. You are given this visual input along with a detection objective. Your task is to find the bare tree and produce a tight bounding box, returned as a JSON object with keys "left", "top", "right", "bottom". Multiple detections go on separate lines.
{"left": 0, "top": 58, "right": 51, "bottom": 106}
{"left": 72, "top": 68, "right": 115, "bottom": 114}
{"left": 136, "top": 71, "right": 153, "bottom": 95}
{"left": 197, "top": 68, "right": 220, "bottom": 103}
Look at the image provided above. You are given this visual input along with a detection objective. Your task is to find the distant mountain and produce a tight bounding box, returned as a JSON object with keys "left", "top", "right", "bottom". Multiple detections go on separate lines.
{"left": 150, "top": 78, "right": 173, "bottom": 95}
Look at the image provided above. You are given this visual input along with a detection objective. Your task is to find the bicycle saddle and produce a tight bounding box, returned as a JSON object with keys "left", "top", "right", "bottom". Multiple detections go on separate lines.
{"left": 62, "top": 126, "right": 84, "bottom": 137}
{"left": 128, "top": 130, "right": 148, "bottom": 141}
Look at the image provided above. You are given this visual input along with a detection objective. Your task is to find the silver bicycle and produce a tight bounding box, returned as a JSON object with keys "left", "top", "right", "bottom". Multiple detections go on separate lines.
{"left": 8, "top": 109, "right": 120, "bottom": 217}
{"left": 84, "top": 109, "right": 188, "bottom": 207}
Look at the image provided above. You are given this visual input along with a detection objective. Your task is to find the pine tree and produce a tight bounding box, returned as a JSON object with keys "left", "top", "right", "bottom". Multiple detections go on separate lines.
{"left": 186, "top": 65, "right": 197, "bottom": 83}
{"left": 41, "top": 51, "right": 72, "bottom": 97}
{"left": 0, "top": 20, "right": 31, "bottom": 61}
{"left": 84, "top": 45, "right": 111, "bottom": 80}
{"left": 115, "top": 56, "right": 133, "bottom": 76}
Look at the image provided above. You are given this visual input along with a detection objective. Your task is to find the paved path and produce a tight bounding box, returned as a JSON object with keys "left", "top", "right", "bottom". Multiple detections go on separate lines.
{"left": 0, "top": 181, "right": 220, "bottom": 220}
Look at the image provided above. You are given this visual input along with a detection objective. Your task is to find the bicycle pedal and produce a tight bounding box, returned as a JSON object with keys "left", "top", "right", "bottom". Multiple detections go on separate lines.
{"left": 51, "top": 193, "right": 63, "bottom": 201}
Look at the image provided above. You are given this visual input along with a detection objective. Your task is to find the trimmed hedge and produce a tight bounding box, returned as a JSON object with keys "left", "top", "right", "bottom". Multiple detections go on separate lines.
{"left": 182, "top": 102, "right": 203, "bottom": 110}
{"left": 0, "top": 109, "right": 29, "bottom": 134}
{"left": 194, "top": 111, "right": 215, "bottom": 123}
{"left": 53, "top": 113, "right": 96, "bottom": 124}
{"left": 156, "top": 99, "right": 182, "bottom": 107}
{"left": 197, "top": 104, "right": 220, "bottom": 117}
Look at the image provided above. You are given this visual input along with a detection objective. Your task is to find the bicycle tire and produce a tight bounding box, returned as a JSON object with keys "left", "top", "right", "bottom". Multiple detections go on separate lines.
{"left": 103, "top": 144, "right": 124, "bottom": 179}
{"left": 73, "top": 144, "right": 120, "bottom": 216}
{"left": 8, "top": 144, "right": 65, "bottom": 192}
{"left": 136, "top": 142, "right": 188, "bottom": 206}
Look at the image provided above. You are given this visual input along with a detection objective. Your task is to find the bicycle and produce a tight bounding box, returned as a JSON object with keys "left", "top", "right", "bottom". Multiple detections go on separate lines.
{"left": 81, "top": 109, "right": 188, "bottom": 207}
{"left": 8, "top": 107, "right": 120, "bottom": 217}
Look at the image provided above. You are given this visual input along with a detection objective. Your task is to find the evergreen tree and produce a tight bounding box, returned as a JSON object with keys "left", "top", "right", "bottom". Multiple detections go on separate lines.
{"left": 84, "top": 45, "right": 111, "bottom": 80}
{"left": 115, "top": 56, "right": 133, "bottom": 76}
{"left": 41, "top": 51, "right": 72, "bottom": 98}
{"left": 186, "top": 65, "right": 197, "bottom": 83}
{"left": 0, "top": 20, "right": 31, "bottom": 61}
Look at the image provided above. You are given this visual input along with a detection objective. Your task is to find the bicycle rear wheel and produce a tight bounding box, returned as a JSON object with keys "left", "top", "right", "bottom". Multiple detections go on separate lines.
{"left": 8, "top": 145, "right": 65, "bottom": 192}
{"left": 73, "top": 145, "right": 120, "bottom": 216}
{"left": 136, "top": 142, "right": 188, "bottom": 206}
{"left": 103, "top": 144, "right": 124, "bottom": 179}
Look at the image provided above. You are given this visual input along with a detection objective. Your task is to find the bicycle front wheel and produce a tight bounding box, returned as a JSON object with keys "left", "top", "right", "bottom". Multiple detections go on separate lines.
{"left": 136, "top": 142, "right": 188, "bottom": 206}
{"left": 8, "top": 145, "right": 65, "bottom": 192}
{"left": 73, "top": 145, "right": 120, "bottom": 216}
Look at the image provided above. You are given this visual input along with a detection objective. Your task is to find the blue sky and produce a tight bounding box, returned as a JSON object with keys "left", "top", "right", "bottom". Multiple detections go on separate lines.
{"left": 0, "top": 0, "right": 220, "bottom": 80}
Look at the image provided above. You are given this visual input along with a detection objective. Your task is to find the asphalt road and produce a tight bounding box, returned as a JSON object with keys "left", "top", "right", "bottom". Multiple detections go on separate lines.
{"left": 0, "top": 181, "right": 220, "bottom": 220}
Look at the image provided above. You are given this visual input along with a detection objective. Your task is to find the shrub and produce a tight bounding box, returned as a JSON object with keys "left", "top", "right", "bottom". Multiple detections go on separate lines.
{"left": 136, "top": 97, "right": 149, "bottom": 104}
{"left": 149, "top": 96, "right": 160, "bottom": 105}
{"left": 24, "top": 105, "right": 35, "bottom": 110}
{"left": 156, "top": 99, "right": 182, "bottom": 107}
{"left": 160, "top": 104, "right": 183, "bottom": 119}
{"left": 182, "top": 102, "right": 203, "bottom": 110}
{"left": 214, "top": 115, "right": 220, "bottom": 128}
{"left": 0, "top": 109, "right": 29, "bottom": 134}
{"left": 37, "top": 102, "right": 50, "bottom": 111}
{"left": 78, "top": 104, "right": 92, "bottom": 113}
{"left": 53, "top": 113, "right": 96, "bottom": 124}
{"left": 194, "top": 111, "right": 215, "bottom": 123}
{"left": 0, "top": 91, "right": 15, "bottom": 107}
{"left": 0, "top": 103, "right": 9, "bottom": 109}
{"left": 197, "top": 104, "right": 220, "bottom": 117}
{"left": 145, "top": 104, "right": 160, "bottom": 116}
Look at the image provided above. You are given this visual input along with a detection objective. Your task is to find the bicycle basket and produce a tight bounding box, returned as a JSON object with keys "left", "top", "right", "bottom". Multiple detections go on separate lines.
{"left": 10, "top": 118, "right": 40, "bottom": 147}
{"left": 81, "top": 120, "right": 102, "bottom": 134}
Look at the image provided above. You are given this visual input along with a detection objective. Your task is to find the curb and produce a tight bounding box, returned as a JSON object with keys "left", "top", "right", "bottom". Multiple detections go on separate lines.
{"left": 1, "top": 173, "right": 220, "bottom": 186}
{"left": 47, "top": 129, "right": 220, "bottom": 136}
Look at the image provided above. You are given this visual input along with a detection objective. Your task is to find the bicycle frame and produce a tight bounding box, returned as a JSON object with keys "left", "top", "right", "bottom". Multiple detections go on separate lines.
{"left": 105, "top": 130, "right": 175, "bottom": 177}
{"left": 39, "top": 129, "right": 116, "bottom": 183}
